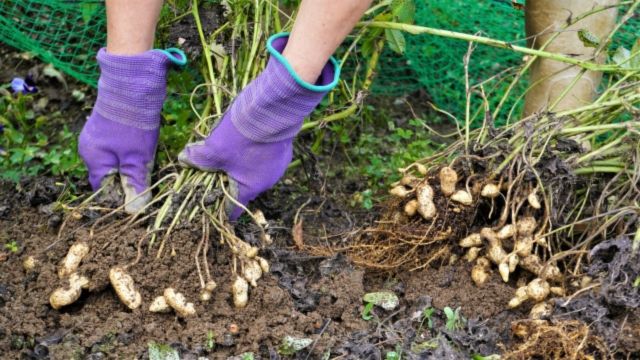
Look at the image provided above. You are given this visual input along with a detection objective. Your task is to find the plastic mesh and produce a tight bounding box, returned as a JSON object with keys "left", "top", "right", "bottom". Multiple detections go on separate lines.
{"left": 372, "top": 0, "right": 640, "bottom": 116}
{"left": 0, "top": 0, "right": 106, "bottom": 87}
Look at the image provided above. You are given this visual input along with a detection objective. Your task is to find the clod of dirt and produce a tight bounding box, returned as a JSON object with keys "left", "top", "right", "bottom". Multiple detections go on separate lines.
{"left": 553, "top": 236, "right": 640, "bottom": 354}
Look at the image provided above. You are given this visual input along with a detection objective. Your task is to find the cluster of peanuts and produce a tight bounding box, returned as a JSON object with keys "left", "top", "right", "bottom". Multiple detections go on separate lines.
{"left": 390, "top": 164, "right": 564, "bottom": 318}
{"left": 389, "top": 165, "right": 473, "bottom": 220}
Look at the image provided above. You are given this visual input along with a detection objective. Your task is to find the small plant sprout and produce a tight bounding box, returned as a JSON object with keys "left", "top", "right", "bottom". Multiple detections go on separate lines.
{"left": 443, "top": 306, "right": 465, "bottom": 331}
{"left": 421, "top": 306, "right": 435, "bottom": 330}
{"left": 385, "top": 350, "right": 400, "bottom": 360}
{"left": 4, "top": 240, "right": 19, "bottom": 253}
{"left": 361, "top": 302, "right": 375, "bottom": 321}
{"left": 205, "top": 331, "right": 215, "bottom": 352}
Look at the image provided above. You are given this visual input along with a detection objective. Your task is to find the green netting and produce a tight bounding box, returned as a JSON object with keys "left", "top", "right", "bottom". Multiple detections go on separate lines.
{"left": 372, "top": 0, "right": 640, "bottom": 116}
{"left": 0, "top": 0, "right": 106, "bottom": 87}
{"left": 0, "top": 0, "right": 637, "bottom": 108}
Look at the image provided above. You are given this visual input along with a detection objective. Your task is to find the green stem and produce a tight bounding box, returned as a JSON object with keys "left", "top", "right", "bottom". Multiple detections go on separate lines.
{"left": 360, "top": 21, "right": 636, "bottom": 73}
{"left": 574, "top": 166, "right": 627, "bottom": 175}
{"left": 560, "top": 122, "right": 640, "bottom": 135}
{"left": 192, "top": 0, "right": 221, "bottom": 114}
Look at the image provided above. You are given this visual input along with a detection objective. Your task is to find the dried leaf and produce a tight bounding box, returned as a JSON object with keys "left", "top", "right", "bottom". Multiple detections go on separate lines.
{"left": 292, "top": 219, "right": 304, "bottom": 249}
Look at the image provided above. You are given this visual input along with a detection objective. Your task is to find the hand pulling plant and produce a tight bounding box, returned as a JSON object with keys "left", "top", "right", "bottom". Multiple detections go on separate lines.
{"left": 54, "top": 0, "right": 389, "bottom": 313}
{"left": 312, "top": 1, "right": 640, "bottom": 317}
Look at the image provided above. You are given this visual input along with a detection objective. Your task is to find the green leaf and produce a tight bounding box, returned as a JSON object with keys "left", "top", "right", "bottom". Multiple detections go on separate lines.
{"left": 80, "top": 3, "right": 100, "bottom": 24}
{"left": 577, "top": 29, "right": 600, "bottom": 48}
{"left": 361, "top": 302, "right": 374, "bottom": 320}
{"left": 386, "top": 350, "right": 400, "bottom": 360}
{"left": 631, "top": 38, "right": 640, "bottom": 68}
{"left": 385, "top": 29, "right": 406, "bottom": 55}
{"left": 148, "top": 342, "right": 179, "bottom": 360}
{"left": 391, "top": 0, "right": 415, "bottom": 24}
{"left": 612, "top": 47, "right": 631, "bottom": 69}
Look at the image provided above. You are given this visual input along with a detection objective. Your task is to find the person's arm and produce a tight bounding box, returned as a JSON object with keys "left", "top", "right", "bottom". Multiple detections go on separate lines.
{"left": 179, "top": 0, "right": 373, "bottom": 219}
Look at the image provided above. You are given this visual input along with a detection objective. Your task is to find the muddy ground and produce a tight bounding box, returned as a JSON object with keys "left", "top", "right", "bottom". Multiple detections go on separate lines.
{"left": 1, "top": 45, "right": 640, "bottom": 360}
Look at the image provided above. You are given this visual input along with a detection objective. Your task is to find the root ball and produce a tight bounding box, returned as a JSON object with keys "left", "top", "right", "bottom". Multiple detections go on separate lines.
{"left": 164, "top": 288, "right": 196, "bottom": 317}
{"left": 109, "top": 267, "right": 142, "bottom": 310}
{"left": 58, "top": 242, "right": 90, "bottom": 279}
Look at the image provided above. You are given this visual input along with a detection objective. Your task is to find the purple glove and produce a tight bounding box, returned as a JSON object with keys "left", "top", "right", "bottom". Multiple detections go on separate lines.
{"left": 178, "top": 33, "right": 340, "bottom": 220}
{"left": 78, "top": 48, "right": 186, "bottom": 213}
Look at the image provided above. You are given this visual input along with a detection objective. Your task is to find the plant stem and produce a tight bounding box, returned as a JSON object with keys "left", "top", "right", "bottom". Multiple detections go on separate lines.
{"left": 361, "top": 21, "right": 636, "bottom": 73}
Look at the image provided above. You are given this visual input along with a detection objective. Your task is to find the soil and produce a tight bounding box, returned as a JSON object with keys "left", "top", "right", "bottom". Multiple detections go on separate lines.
{"left": 0, "top": 176, "right": 521, "bottom": 359}
{"left": 2, "top": 39, "right": 639, "bottom": 360}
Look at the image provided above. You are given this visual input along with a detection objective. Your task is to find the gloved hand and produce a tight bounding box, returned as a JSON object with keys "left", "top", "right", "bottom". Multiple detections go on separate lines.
{"left": 178, "top": 33, "right": 340, "bottom": 220}
{"left": 79, "top": 48, "right": 186, "bottom": 213}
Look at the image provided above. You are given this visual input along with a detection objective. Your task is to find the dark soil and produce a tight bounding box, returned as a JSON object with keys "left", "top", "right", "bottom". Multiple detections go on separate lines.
{"left": 2, "top": 38, "right": 639, "bottom": 360}
{"left": 0, "top": 176, "right": 521, "bottom": 359}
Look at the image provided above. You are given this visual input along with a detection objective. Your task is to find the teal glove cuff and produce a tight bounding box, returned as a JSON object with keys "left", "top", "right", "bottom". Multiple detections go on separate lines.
{"left": 157, "top": 48, "right": 188, "bottom": 67}
{"left": 267, "top": 32, "right": 341, "bottom": 92}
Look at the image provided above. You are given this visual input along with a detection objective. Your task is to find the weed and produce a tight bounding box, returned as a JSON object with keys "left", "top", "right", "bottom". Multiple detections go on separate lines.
{"left": 421, "top": 306, "right": 436, "bottom": 330}
{"left": 205, "top": 330, "right": 215, "bottom": 351}
{"left": 443, "top": 306, "right": 465, "bottom": 331}
{"left": 4, "top": 240, "right": 18, "bottom": 253}
{"left": 361, "top": 301, "right": 375, "bottom": 321}
{"left": 0, "top": 93, "right": 86, "bottom": 182}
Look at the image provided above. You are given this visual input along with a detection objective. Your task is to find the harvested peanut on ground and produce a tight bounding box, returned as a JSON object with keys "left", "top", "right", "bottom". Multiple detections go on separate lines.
{"left": 149, "top": 295, "right": 171, "bottom": 313}
{"left": 58, "top": 241, "right": 90, "bottom": 278}
{"left": 109, "top": 267, "right": 142, "bottom": 310}
{"left": 50, "top": 273, "right": 89, "bottom": 310}
{"left": 232, "top": 276, "right": 249, "bottom": 309}
{"left": 164, "top": 288, "right": 196, "bottom": 317}
{"left": 481, "top": 183, "right": 500, "bottom": 198}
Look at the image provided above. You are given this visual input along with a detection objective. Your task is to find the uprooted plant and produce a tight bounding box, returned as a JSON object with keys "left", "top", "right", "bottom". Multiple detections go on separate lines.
{"left": 49, "top": 0, "right": 398, "bottom": 313}
{"left": 312, "top": 1, "right": 640, "bottom": 320}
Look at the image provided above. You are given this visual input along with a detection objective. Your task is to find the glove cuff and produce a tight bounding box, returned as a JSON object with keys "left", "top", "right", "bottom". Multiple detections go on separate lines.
{"left": 93, "top": 48, "right": 187, "bottom": 130}
{"left": 229, "top": 33, "right": 340, "bottom": 143}
{"left": 266, "top": 32, "right": 341, "bottom": 92}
